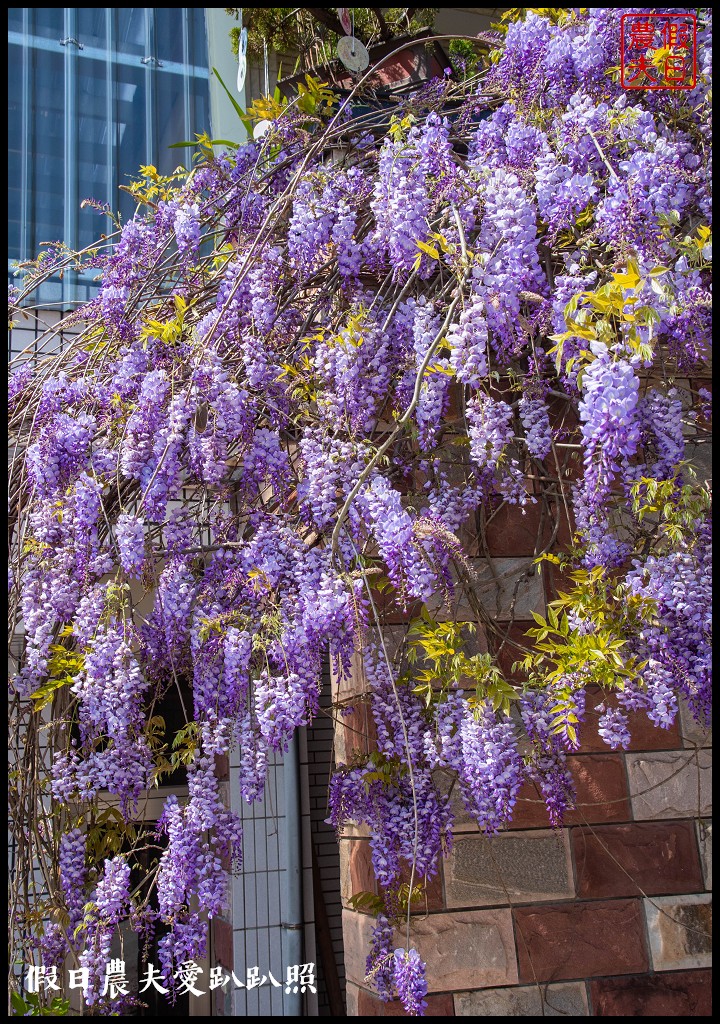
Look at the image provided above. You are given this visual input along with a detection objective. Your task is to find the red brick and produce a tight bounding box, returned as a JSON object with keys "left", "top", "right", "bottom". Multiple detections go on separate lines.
{"left": 510, "top": 754, "right": 631, "bottom": 829}
{"left": 545, "top": 396, "right": 582, "bottom": 487}
{"left": 590, "top": 969, "right": 712, "bottom": 1016}
{"left": 542, "top": 559, "right": 575, "bottom": 603}
{"left": 493, "top": 620, "right": 535, "bottom": 683}
{"left": 384, "top": 993, "right": 455, "bottom": 1016}
{"left": 456, "top": 510, "right": 481, "bottom": 557}
{"left": 346, "top": 839, "right": 378, "bottom": 903}
{"left": 579, "top": 686, "right": 681, "bottom": 752}
{"left": 356, "top": 989, "right": 455, "bottom": 1016}
{"left": 483, "top": 501, "right": 546, "bottom": 558}
{"left": 344, "top": 838, "right": 444, "bottom": 912}
{"left": 389, "top": 860, "right": 444, "bottom": 913}
{"left": 487, "top": 374, "right": 516, "bottom": 405}
{"left": 212, "top": 917, "right": 233, "bottom": 970}
{"left": 514, "top": 899, "right": 648, "bottom": 982}
{"left": 482, "top": 496, "right": 574, "bottom": 559}
{"left": 371, "top": 585, "right": 422, "bottom": 623}
{"left": 355, "top": 988, "right": 386, "bottom": 1016}
{"left": 342, "top": 700, "right": 378, "bottom": 758}
{"left": 444, "top": 382, "right": 464, "bottom": 425}
{"left": 554, "top": 444, "right": 584, "bottom": 483}
{"left": 547, "top": 392, "right": 580, "bottom": 431}
{"left": 573, "top": 821, "right": 704, "bottom": 899}
{"left": 547, "top": 500, "right": 575, "bottom": 552}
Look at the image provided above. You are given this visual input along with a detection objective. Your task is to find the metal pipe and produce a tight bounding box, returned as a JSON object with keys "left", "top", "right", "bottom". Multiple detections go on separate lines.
{"left": 281, "top": 731, "right": 303, "bottom": 1015}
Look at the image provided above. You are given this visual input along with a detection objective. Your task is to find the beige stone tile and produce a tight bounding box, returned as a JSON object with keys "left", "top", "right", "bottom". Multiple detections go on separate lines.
{"left": 697, "top": 819, "right": 712, "bottom": 890}
{"left": 445, "top": 830, "right": 574, "bottom": 908}
{"left": 344, "top": 981, "right": 359, "bottom": 1016}
{"left": 626, "top": 750, "right": 712, "bottom": 820}
{"left": 455, "top": 981, "right": 589, "bottom": 1016}
{"left": 644, "top": 893, "right": 712, "bottom": 971}
{"left": 679, "top": 698, "right": 712, "bottom": 749}
{"left": 342, "top": 906, "right": 518, "bottom": 992}
{"left": 425, "top": 557, "right": 545, "bottom": 622}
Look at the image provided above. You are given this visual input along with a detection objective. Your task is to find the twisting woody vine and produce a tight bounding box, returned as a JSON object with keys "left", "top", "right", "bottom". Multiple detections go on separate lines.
{"left": 8, "top": 8, "right": 712, "bottom": 1015}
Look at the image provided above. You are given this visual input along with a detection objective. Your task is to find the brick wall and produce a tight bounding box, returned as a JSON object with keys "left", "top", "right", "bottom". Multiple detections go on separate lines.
{"left": 333, "top": 436, "right": 712, "bottom": 1015}
{"left": 336, "top": 684, "right": 711, "bottom": 1014}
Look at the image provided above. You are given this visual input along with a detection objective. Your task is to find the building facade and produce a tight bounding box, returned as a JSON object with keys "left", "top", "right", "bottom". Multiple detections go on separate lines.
{"left": 8, "top": 8, "right": 210, "bottom": 304}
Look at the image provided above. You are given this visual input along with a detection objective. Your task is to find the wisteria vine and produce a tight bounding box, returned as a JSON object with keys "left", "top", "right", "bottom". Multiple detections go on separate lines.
{"left": 8, "top": 9, "right": 711, "bottom": 1015}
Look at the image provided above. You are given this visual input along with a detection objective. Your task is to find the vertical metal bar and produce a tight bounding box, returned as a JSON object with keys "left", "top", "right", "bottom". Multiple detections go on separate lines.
{"left": 182, "top": 9, "right": 191, "bottom": 146}
{"left": 106, "top": 9, "right": 116, "bottom": 215}
{"left": 144, "top": 8, "right": 154, "bottom": 167}
{"left": 63, "top": 7, "right": 78, "bottom": 306}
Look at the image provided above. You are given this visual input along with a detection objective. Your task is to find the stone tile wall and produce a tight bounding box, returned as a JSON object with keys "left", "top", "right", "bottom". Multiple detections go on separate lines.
{"left": 335, "top": 536, "right": 712, "bottom": 1016}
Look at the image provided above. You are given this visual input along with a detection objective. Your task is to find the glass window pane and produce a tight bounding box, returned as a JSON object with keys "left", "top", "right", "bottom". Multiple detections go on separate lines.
{"left": 115, "top": 8, "right": 146, "bottom": 59}
{"left": 77, "top": 8, "right": 108, "bottom": 52}
{"left": 8, "top": 8, "right": 23, "bottom": 33}
{"left": 191, "top": 75, "right": 212, "bottom": 142}
{"left": 155, "top": 8, "right": 184, "bottom": 65}
{"left": 115, "top": 63, "right": 147, "bottom": 222}
{"left": 77, "top": 58, "right": 111, "bottom": 250}
{"left": 30, "top": 8, "right": 65, "bottom": 42}
{"left": 9, "top": 6, "right": 212, "bottom": 290}
{"left": 155, "top": 69, "right": 188, "bottom": 175}
{"left": 8, "top": 43, "right": 24, "bottom": 258}
{"left": 188, "top": 9, "right": 209, "bottom": 71}
{"left": 31, "top": 46, "right": 65, "bottom": 253}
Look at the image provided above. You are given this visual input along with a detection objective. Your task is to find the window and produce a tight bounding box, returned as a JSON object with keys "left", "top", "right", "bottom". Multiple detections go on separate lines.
{"left": 8, "top": 9, "right": 211, "bottom": 305}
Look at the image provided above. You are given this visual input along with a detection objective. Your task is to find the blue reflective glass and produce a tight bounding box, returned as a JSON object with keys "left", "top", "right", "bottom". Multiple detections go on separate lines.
{"left": 77, "top": 56, "right": 111, "bottom": 249}
{"left": 8, "top": 43, "right": 23, "bottom": 256}
{"left": 155, "top": 68, "right": 188, "bottom": 174}
{"left": 31, "top": 46, "right": 65, "bottom": 252}
{"left": 191, "top": 75, "right": 212, "bottom": 142}
{"left": 31, "top": 8, "right": 65, "bottom": 41}
{"left": 8, "top": 8, "right": 211, "bottom": 287}
{"left": 115, "top": 8, "right": 146, "bottom": 58}
{"left": 155, "top": 7, "right": 184, "bottom": 65}
{"left": 188, "top": 8, "right": 209, "bottom": 70}
{"left": 115, "top": 62, "right": 148, "bottom": 221}
{"left": 77, "top": 8, "right": 108, "bottom": 52}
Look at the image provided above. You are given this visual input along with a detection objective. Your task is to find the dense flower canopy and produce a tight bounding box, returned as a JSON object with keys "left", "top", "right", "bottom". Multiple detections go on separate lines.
{"left": 8, "top": 8, "right": 711, "bottom": 1015}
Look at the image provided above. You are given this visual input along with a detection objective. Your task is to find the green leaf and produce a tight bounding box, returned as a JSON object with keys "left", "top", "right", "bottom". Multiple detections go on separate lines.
{"left": 415, "top": 239, "right": 440, "bottom": 259}
{"left": 30, "top": 676, "right": 72, "bottom": 711}
{"left": 212, "top": 67, "right": 253, "bottom": 135}
{"left": 11, "top": 993, "right": 27, "bottom": 1015}
{"left": 346, "top": 890, "right": 385, "bottom": 915}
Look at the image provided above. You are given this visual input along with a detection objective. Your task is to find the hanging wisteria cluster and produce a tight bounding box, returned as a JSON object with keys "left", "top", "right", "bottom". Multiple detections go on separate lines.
{"left": 8, "top": 8, "right": 712, "bottom": 1016}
